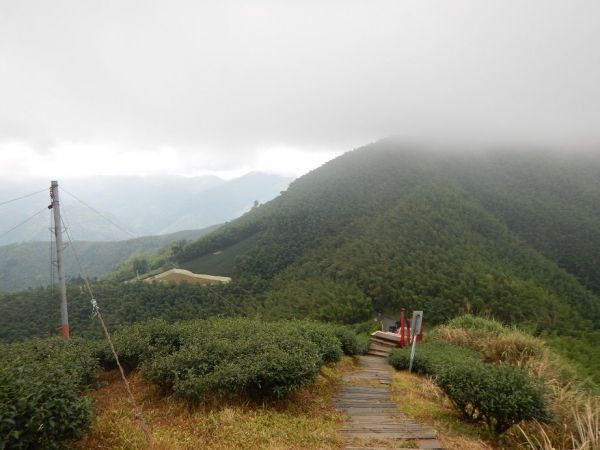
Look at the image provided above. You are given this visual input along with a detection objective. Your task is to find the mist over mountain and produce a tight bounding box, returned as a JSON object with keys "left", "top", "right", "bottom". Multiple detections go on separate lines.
{"left": 174, "top": 139, "right": 600, "bottom": 331}
{"left": 0, "top": 172, "right": 292, "bottom": 245}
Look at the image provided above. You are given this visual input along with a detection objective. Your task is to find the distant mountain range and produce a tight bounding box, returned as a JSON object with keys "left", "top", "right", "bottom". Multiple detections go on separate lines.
{"left": 0, "top": 172, "right": 292, "bottom": 245}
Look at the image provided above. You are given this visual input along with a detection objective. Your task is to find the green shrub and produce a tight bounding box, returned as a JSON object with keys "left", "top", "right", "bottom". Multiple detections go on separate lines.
{"left": 110, "top": 318, "right": 344, "bottom": 403}
{"left": 0, "top": 338, "right": 97, "bottom": 449}
{"left": 350, "top": 320, "right": 381, "bottom": 336}
{"left": 437, "top": 363, "right": 551, "bottom": 433}
{"left": 111, "top": 319, "right": 183, "bottom": 371}
{"left": 388, "top": 341, "right": 482, "bottom": 374}
{"left": 329, "top": 325, "right": 369, "bottom": 356}
{"left": 143, "top": 318, "right": 325, "bottom": 402}
{"left": 169, "top": 337, "right": 321, "bottom": 401}
{"left": 389, "top": 341, "right": 550, "bottom": 434}
{"left": 293, "top": 321, "right": 343, "bottom": 363}
{"left": 355, "top": 334, "right": 370, "bottom": 355}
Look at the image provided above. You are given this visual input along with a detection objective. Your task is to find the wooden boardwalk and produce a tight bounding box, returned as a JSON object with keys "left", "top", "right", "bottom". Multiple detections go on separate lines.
{"left": 335, "top": 355, "right": 442, "bottom": 450}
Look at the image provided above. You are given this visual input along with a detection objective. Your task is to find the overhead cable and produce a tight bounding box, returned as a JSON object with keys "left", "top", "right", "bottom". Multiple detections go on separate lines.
{"left": 0, "top": 207, "right": 48, "bottom": 240}
{"left": 60, "top": 187, "right": 137, "bottom": 239}
{"left": 0, "top": 188, "right": 47, "bottom": 207}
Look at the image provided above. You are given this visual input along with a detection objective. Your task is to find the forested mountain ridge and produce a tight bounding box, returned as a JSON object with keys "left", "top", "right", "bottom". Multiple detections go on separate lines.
{"left": 2, "top": 140, "right": 600, "bottom": 346}
{"left": 176, "top": 140, "right": 600, "bottom": 332}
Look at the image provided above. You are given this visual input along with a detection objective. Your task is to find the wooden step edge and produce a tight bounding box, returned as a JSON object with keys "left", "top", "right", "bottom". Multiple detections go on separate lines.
{"left": 366, "top": 351, "right": 390, "bottom": 357}
{"left": 369, "top": 337, "right": 401, "bottom": 347}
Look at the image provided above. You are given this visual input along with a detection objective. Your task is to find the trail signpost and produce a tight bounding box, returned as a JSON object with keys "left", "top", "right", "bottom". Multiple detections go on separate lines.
{"left": 408, "top": 310, "right": 423, "bottom": 373}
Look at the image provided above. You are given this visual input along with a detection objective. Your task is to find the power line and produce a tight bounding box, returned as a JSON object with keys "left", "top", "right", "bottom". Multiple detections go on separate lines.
{"left": 0, "top": 207, "right": 48, "bottom": 241}
{"left": 0, "top": 188, "right": 47, "bottom": 207}
{"left": 59, "top": 187, "right": 137, "bottom": 239}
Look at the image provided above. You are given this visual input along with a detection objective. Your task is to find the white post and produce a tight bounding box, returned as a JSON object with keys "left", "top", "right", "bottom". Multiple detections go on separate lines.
{"left": 408, "top": 311, "right": 423, "bottom": 372}
{"left": 50, "top": 180, "right": 69, "bottom": 339}
{"left": 408, "top": 331, "right": 418, "bottom": 372}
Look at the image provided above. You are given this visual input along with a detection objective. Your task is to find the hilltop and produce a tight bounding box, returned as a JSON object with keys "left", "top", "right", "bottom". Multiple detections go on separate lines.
{"left": 175, "top": 140, "right": 600, "bottom": 332}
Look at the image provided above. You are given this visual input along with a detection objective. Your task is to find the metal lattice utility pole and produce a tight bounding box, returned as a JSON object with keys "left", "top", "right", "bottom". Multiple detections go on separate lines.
{"left": 49, "top": 180, "right": 69, "bottom": 339}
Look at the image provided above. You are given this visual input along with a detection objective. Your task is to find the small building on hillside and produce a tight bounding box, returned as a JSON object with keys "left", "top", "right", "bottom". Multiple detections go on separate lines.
{"left": 143, "top": 268, "right": 231, "bottom": 286}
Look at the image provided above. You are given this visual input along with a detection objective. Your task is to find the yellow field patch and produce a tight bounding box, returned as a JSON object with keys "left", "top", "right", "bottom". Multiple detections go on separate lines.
{"left": 71, "top": 357, "right": 357, "bottom": 449}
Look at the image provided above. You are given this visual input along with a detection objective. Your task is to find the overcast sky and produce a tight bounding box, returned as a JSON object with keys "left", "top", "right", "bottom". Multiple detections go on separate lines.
{"left": 1, "top": 0, "right": 599, "bottom": 179}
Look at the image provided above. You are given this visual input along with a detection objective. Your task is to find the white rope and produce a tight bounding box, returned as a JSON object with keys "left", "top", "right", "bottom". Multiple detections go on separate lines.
{"left": 60, "top": 216, "right": 153, "bottom": 448}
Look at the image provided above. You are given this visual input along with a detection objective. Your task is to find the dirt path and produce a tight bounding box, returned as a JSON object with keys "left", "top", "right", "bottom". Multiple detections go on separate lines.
{"left": 335, "top": 355, "right": 442, "bottom": 450}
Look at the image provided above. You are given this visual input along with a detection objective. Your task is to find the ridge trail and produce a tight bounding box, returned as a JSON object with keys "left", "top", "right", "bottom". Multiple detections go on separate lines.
{"left": 335, "top": 355, "right": 442, "bottom": 450}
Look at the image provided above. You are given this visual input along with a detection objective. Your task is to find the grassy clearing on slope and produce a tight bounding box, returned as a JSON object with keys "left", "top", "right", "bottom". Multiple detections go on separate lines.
{"left": 71, "top": 357, "right": 356, "bottom": 450}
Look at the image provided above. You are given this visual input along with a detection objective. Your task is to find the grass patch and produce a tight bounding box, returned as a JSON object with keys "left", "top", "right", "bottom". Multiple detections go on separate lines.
{"left": 390, "top": 371, "right": 495, "bottom": 450}
{"left": 71, "top": 357, "right": 357, "bottom": 449}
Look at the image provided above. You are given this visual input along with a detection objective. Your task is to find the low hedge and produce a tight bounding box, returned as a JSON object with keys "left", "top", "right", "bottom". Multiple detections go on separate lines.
{"left": 108, "top": 319, "right": 183, "bottom": 371}
{"left": 111, "top": 318, "right": 357, "bottom": 403}
{"left": 389, "top": 341, "right": 550, "bottom": 434}
{"left": 0, "top": 338, "right": 98, "bottom": 449}
{"left": 437, "top": 362, "right": 550, "bottom": 433}
{"left": 331, "top": 325, "right": 369, "bottom": 356}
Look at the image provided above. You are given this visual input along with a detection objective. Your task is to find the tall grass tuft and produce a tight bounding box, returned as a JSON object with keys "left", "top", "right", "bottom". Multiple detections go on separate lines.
{"left": 571, "top": 397, "right": 599, "bottom": 450}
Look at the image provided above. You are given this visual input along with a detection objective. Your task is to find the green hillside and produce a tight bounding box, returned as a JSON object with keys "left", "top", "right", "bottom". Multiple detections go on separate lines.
{"left": 2, "top": 139, "right": 600, "bottom": 376}
{"left": 174, "top": 141, "right": 600, "bottom": 335}
{"left": 0, "top": 225, "right": 220, "bottom": 292}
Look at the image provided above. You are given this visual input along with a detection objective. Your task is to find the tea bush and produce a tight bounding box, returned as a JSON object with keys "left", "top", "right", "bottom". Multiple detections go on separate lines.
{"left": 331, "top": 325, "right": 368, "bottom": 356}
{"left": 109, "top": 319, "right": 183, "bottom": 370}
{"left": 0, "top": 338, "right": 97, "bottom": 449}
{"left": 112, "top": 318, "right": 350, "bottom": 402}
{"left": 436, "top": 363, "right": 550, "bottom": 433}
{"left": 293, "top": 321, "right": 343, "bottom": 363}
{"left": 389, "top": 341, "right": 550, "bottom": 434}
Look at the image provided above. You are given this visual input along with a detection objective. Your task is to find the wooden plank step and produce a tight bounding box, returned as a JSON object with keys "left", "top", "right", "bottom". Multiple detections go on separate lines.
{"left": 368, "top": 343, "right": 397, "bottom": 353}
{"left": 367, "top": 350, "right": 391, "bottom": 357}
{"left": 336, "top": 354, "right": 441, "bottom": 449}
{"left": 371, "top": 331, "right": 402, "bottom": 343}
{"left": 346, "top": 447, "right": 416, "bottom": 450}
{"left": 339, "top": 387, "right": 389, "bottom": 393}
{"left": 416, "top": 439, "right": 443, "bottom": 449}
{"left": 342, "top": 431, "right": 437, "bottom": 439}
{"left": 342, "top": 426, "right": 433, "bottom": 432}
{"left": 360, "top": 355, "right": 393, "bottom": 364}
{"left": 369, "top": 336, "right": 401, "bottom": 347}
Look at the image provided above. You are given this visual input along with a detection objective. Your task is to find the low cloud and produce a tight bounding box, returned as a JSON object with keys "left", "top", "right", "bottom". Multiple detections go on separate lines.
{"left": 1, "top": 0, "right": 599, "bottom": 177}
